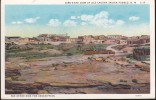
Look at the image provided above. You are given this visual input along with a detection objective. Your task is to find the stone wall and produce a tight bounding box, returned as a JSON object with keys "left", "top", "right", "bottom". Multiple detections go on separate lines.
{"left": 84, "top": 50, "right": 115, "bottom": 55}
{"left": 133, "top": 47, "right": 150, "bottom": 60}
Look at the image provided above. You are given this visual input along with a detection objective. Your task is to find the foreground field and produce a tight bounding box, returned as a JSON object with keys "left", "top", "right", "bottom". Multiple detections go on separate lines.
{"left": 5, "top": 53, "right": 150, "bottom": 94}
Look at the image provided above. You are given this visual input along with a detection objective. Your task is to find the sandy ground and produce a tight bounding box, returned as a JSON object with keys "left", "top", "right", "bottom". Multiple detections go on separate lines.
{"left": 5, "top": 53, "right": 150, "bottom": 94}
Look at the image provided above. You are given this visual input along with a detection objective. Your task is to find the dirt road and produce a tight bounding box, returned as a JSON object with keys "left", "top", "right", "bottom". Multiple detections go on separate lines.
{"left": 106, "top": 44, "right": 128, "bottom": 56}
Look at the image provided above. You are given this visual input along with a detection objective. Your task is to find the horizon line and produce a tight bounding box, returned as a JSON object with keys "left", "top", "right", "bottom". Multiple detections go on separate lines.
{"left": 5, "top": 33, "right": 150, "bottom": 38}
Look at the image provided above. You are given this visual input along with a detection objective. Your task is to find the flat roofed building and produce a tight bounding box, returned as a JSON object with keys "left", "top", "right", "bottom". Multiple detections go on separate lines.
{"left": 66, "top": 38, "right": 78, "bottom": 43}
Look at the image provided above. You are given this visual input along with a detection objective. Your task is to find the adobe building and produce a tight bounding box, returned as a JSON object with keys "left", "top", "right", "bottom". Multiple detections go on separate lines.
{"left": 37, "top": 34, "right": 51, "bottom": 42}
{"left": 66, "top": 38, "right": 78, "bottom": 43}
{"left": 119, "top": 40, "right": 128, "bottom": 45}
{"left": 104, "top": 39, "right": 120, "bottom": 44}
{"left": 127, "top": 35, "right": 150, "bottom": 45}
{"left": 5, "top": 36, "right": 21, "bottom": 42}
{"left": 83, "top": 35, "right": 95, "bottom": 44}
{"left": 106, "top": 35, "right": 125, "bottom": 39}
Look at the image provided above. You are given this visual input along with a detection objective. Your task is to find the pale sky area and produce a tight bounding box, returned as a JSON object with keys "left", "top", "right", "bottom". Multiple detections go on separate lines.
{"left": 5, "top": 5, "right": 150, "bottom": 37}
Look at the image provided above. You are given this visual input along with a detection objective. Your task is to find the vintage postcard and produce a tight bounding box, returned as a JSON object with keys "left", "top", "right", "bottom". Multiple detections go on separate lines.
{"left": 1, "top": 0, "right": 155, "bottom": 99}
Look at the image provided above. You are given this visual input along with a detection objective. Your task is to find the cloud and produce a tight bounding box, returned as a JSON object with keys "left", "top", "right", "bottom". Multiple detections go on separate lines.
{"left": 11, "top": 22, "right": 16, "bottom": 24}
{"left": 63, "top": 20, "right": 77, "bottom": 26}
{"left": 69, "top": 11, "right": 125, "bottom": 27}
{"left": 80, "top": 15, "right": 94, "bottom": 21}
{"left": 116, "top": 20, "right": 125, "bottom": 26}
{"left": 129, "top": 16, "right": 140, "bottom": 21}
{"left": 90, "top": 19, "right": 116, "bottom": 27}
{"left": 80, "top": 11, "right": 109, "bottom": 21}
{"left": 24, "top": 17, "right": 40, "bottom": 23}
{"left": 70, "top": 16, "right": 77, "bottom": 19}
{"left": 11, "top": 21, "right": 23, "bottom": 25}
{"left": 48, "top": 19, "right": 61, "bottom": 27}
{"left": 68, "top": 11, "right": 125, "bottom": 27}
{"left": 74, "top": 11, "right": 124, "bottom": 27}
{"left": 81, "top": 22, "right": 88, "bottom": 26}
{"left": 94, "top": 11, "right": 109, "bottom": 20}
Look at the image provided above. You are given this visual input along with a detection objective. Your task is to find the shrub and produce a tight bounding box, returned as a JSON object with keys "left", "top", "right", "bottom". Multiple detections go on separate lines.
{"left": 120, "top": 79, "right": 124, "bottom": 82}
{"left": 66, "top": 53, "right": 73, "bottom": 56}
{"left": 120, "top": 79, "right": 127, "bottom": 82}
{"left": 88, "top": 57, "right": 92, "bottom": 60}
{"left": 64, "top": 64, "right": 68, "bottom": 67}
{"left": 132, "top": 79, "right": 138, "bottom": 83}
{"left": 51, "top": 63, "right": 59, "bottom": 67}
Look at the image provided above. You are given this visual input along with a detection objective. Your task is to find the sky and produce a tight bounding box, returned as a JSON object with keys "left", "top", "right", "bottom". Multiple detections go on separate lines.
{"left": 5, "top": 5, "right": 150, "bottom": 37}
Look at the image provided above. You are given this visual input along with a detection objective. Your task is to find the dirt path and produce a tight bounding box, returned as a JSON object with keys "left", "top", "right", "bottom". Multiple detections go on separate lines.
{"left": 28, "top": 54, "right": 110, "bottom": 66}
{"left": 106, "top": 44, "right": 128, "bottom": 56}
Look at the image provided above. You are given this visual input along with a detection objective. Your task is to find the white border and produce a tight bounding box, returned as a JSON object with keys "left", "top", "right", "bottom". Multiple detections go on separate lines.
{"left": 1, "top": 0, "right": 155, "bottom": 99}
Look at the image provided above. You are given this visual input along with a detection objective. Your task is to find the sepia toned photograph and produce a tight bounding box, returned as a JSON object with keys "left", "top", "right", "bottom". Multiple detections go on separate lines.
{"left": 1, "top": 0, "right": 155, "bottom": 99}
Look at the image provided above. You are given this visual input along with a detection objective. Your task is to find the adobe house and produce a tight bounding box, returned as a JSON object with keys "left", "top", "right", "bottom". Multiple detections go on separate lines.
{"left": 104, "top": 39, "right": 120, "bottom": 44}
{"left": 37, "top": 34, "right": 51, "bottom": 42}
{"left": 106, "top": 35, "right": 125, "bottom": 39}
{"left": 119, "top": 39, "right": 127, "bottom": 45}
{"left": 66, "top": 38, "right": 78, "bottom": 43}
{"left": 82, "top": 35, "right": 95, "bottom": 44}
{"left": 5, "top": 36, "right": 21, "bottom": 42}
{"left": 127, "top": 35, "right": 150, "bottom": 45}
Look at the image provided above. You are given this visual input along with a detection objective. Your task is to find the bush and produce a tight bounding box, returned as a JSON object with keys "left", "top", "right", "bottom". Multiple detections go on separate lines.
{"left": 11, "top": 76, "right": 19, "bottom": 81}
{"left": 88, "top": 57, "right": 92, "bottom": 60}
{"left": 51, "top": 63, "right": 59, "bottom": 67}
{"left": 120, "top": 79, "right": 127, "bottom": 82}
{"left": 66, "top": 53, "right": 73, "bottom": 56}
{"left": 132, "top": 79, "right": 138, "bottom": 83}
{"left": 64, "top": 64, "right": 68, "bottom": 67}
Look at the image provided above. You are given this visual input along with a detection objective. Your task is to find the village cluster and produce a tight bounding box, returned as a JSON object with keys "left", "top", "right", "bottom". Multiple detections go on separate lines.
{"left": 6, "top": 34, "right": 150, "bottom": 45}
